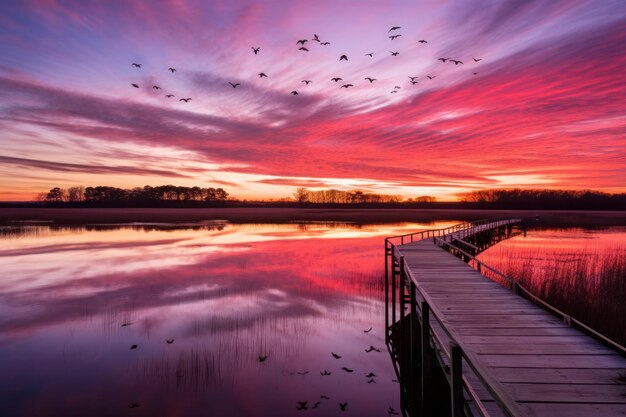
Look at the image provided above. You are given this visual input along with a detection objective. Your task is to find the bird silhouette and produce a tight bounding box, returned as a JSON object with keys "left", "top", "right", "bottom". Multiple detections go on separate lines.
{"left": 341, "top": 367, "right": 354, "bottom": 373}
{"left": 388, "top": 406, "right": 399, "bottom": 415}
{"left": 388, "top": 26, "right": 401, "bottom": 32}
{"left": 166, "top": 339, "right": 174, "bottom": 344}
{"left": 331, "top": 77, "right": 343, "bottom": 82}
{"left": 418, "top": 39, "right": 428, "bottom": 43}
{"left": 121, "top": 323, "right": 132, "bottom": 327}
{"left": 367, "top": 378, "right": 377, "bottom": 384}
{"left": 427, "top": 75, "right": 436, "bottom": 79}
{"left": 258, "top": 355, "right": 269, "bottom": 362}
{"left": 301, "top": 80, "right": 312, "bottom": 85}
{"left": 394, "top": 86, "right": 401, "bottom": 90}
{"left": 365, "top": 372, "right": 376, "bottom": 378}
{"left": 408, "top": 76, "right": 418, "bottom": 81}
{"left": 473, "top": 57, "right": 482, "bottom": 62}
{"left": 258, "top": 72, "right": 268, "bottom": 78}
{"left": 229, "top": 82, "right": 241, "bottom": 88}
{"left": 252, "top": 47, "right": 260, "bottom": 54}
{"left": 365, "top": 346, "right": 381, "bottom": 352}
{"left": 291, "top": 90, "right": 299, "bottom": 95}
{"left": 299, "top": 47, "right": 309, "bottom": 52}
{"left": 128, "top": 402, "right": 140, "bottom": 409}
{"left": 390, "top": 90, "right": 398, "bottom": 93}
{"left": 321, "top": 42, "right": 330, "bottom": 46}
{"left": 364, "top": 77, "right": 376, "bottom": 83}
{"left": 168, "top": 67, "right": 176, "bottom": 72}
{"left": 297, "top": 39, "right": 308, "bottom": 45}
{"left": 313, "top": 401, "right": 321, "bottom": 409}
{"left": 331, "top": 352, "right": 342, "bottom": 359}
{"left": 365, "top": 52, "right": 374, "bottom": 57}
{"left": 438, "top": 57, "right": 448, "bottom": 62}
{"left": 179, "top": 98, "right": 191, "bottom": 102}
{"left": 390, "top": 51, "right": 399, "bottom": 56}
{"left": 339, "top": 54, "right": 348, "bottom": 61}
{"left": 389, "top": 34, "right": 402, "bottom": 40}
{"left": 473, "top": 72, "right": 478, "bottom": 75}
{"left": 130, "top": 344, "right": 137, "bottom": 349}
{"left": 341, "top": 84, "right": 354, "bottom": 88}
{"left": 312, "top": 34, "right": 320, "bottom": 42}
{"left": 297, "top": 370, "right": 309, "bottom": 375}
{"left": 131, "top": 63, "right": 141, "bottom": 68}
{"left": 152, "top": 85, "right": 161, "bottom": 90}
{"left": 320, "top": 395, "right": 330, "bottom": 400}
{"left": 321, "top": 370, "right": 332, "bottom": 376}
{"left": 339, "top": 402, "right": 348, "bottom": 411}
{"left": 131, "top": 83, "right": 139, "bottom": 88}
{"left": 296, "top": 401, "right": 308, "bottom": 410}
{"left": 411, "top": 80, "right": 418, "bottom": 85}
{"left": 165, "top": 94, "right": 174, "bottom": 98}
{"left": 451, "top": 59, "right": 464, "bottom": 65}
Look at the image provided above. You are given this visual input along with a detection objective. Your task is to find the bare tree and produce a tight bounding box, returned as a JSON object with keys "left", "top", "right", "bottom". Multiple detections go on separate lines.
{"left": 293, "top": 187, "right": 310, "bottom": 203}
{"left": 67, "top": 186, "right": 85, "bottom": 202}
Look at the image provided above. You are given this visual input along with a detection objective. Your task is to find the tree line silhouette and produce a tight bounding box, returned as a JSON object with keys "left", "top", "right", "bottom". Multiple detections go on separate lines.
{"left": 460, "top": 189, "right": 626, "bottom": 210}
{"left": 40, "top": 185, "right": 229, "bottom": 205}
{"left": 28, "top": 186, "right": 626, "bottom": 210}
{"left": 292, "top": 188, "right": 408, "bottom": 204}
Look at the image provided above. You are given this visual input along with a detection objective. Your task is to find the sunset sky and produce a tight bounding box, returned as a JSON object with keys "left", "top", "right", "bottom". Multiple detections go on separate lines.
{"left": 0, "top": 0, "right": 625, "bottom": 201}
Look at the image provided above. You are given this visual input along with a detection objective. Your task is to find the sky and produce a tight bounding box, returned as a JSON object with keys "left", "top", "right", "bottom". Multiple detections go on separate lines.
{"left": 0, "top": 0, "right": 625, "bottom": 201}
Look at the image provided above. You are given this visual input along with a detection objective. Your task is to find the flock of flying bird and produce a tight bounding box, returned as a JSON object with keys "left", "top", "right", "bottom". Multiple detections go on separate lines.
{"left": 128, "top": 25, "right": 482, "bottom": 102}
{"left": 256, "top": 326, "right": 401, "bottom": 415}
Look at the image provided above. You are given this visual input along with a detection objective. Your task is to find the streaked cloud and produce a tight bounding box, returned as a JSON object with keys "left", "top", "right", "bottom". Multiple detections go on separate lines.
{"left": 0, "top": 0, "right": 624, "bottom": 200}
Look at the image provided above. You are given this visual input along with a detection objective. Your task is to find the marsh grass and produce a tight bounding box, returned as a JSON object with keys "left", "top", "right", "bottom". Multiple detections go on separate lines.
{"left": 480, "top": 247, "right": 626, "bottom": 346}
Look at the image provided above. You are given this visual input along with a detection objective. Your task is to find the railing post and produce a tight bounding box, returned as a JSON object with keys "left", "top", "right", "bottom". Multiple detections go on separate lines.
{"left": 399, "top": 256, "right": 406, "bottom": 358}
{"left": 399, "top": 256, "right": 406, "bottom": 412}
{"left": 450, "top": 342, "right": 464, "bottom": 417}
{"left": 420, "top": 301, "right": 431, "bottom": 416}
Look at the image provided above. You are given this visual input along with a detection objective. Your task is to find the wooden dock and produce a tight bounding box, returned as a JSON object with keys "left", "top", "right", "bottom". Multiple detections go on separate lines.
{"left": 385, "top": 219, "right": 626, "bottom": 417}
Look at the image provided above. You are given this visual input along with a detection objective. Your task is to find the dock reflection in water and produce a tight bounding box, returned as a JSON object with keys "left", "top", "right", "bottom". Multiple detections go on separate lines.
{"left": 0, "top": 221, "right": 457, "bottom": 417}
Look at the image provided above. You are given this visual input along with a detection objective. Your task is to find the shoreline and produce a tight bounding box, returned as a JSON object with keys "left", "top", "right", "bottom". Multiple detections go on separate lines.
{"left": 1, "top": 207, "right": 625, "bottom": 225}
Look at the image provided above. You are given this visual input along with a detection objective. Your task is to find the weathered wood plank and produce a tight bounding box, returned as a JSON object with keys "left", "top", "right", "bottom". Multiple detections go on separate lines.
{"left": 479, "top": 354, "right": 626, "bottom": 369}
{"left": 491, "top": 367, "right": 626, "bottom": 384}
{"left": 505, "top": 383, "right": 626, "bottom": 403}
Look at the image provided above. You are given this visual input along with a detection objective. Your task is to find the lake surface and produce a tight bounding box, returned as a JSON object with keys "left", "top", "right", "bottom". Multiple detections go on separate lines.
{"left": 1, "top": 220, "right": 624, "bottom": 416}
{"left": 0, "top": 221, "right": 459, "bottom": 417}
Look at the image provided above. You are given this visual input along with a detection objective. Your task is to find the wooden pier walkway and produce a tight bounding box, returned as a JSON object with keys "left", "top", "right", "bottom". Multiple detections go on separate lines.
{"left": 385, "top": 219, "right": 626, "bottom": 417}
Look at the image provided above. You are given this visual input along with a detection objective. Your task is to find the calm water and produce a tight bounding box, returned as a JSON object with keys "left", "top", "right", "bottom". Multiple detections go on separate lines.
{"left": 0, "top": 221, "right": 458, "bottom": 417}
{"left": 2, "top": 221, "right": 624, "bottom": 416}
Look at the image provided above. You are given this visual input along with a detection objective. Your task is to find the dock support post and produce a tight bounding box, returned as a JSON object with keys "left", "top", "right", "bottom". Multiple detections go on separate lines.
{"left": 385, "top": 241, "right": 389, "bottom": 343}
{"left": 450, "top": 342, "right": 464, "bottom": 417}
{"left": 420, "top": 301, "right": 431, "bottom": 416}
{"left": 410, "top": 282, "right": 418, "bottom": 417}
{"left": 391, "top": 255, "right": 397, "bottom": 332}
